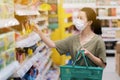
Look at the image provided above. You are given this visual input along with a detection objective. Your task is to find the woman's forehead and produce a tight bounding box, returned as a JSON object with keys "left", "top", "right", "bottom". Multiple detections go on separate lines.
{"left": 78, "top": 11, "right": 86, "bottom": 17}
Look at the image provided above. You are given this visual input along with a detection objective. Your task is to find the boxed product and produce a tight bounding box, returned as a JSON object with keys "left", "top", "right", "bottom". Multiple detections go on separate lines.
{"left": 4, "top": 48, "right": 16, "bottom": 66}
{"left": 0, "top": 0, "right": 14, "bottom": 19}
{"left": 0, "top": 3, "right": 7, "bottom": 19}
{"left": 5, "top": 32, "right": 15, "bottom": 50}
{"left": 0, "top": 53, "right": 5, "bottom": 71}
{"left": 0, "top": 34, "right": 6, "bottom": 53}
{"left": 115, "top": 42, "right": 120, "bottom": 53}
{"left": 116, "top": 30, "right": 120, "bottom": 39}
{"left": 115, "top": 53, "right": 120, "bottom": 76}
{"left": 6, "top": 3, "right": 14, "bottom": 18}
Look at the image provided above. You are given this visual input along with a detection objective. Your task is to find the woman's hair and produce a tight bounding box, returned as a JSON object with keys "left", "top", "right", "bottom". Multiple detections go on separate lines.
{"left": 81, "top": 7, "right": 102, "bottom": 35}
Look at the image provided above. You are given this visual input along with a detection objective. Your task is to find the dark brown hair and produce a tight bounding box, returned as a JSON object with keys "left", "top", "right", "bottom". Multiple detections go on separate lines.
{"left": 81, "top": 7, "right": 102, "bottom": 35}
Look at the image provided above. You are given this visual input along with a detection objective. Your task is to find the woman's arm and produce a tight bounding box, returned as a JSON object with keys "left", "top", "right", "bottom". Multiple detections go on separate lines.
{"left": 33, "top": 25, "right": 56, "bottom": 48}
{"left": 82, "top": 48, "right": 106, "bottom": 68}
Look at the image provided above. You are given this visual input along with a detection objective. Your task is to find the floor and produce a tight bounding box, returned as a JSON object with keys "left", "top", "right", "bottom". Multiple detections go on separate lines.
{"left": 102, "top": 57, "right": 120, "bottom": 80}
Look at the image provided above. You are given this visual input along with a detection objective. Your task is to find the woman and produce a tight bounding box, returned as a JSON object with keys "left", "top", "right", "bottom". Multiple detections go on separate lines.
{"left": 33, "top": 7, "right": 106, "bottom": 68}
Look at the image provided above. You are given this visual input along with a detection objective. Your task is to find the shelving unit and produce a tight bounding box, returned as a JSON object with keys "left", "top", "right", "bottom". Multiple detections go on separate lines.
{"left": 0, "top": 18, "right": 19, "bottom": 28}
{"left": 13, "top": 50, "right": 47, "bottom": 78}
{"left": 97, "top": 16, "right": 120, "bottom": 20}
{"left": 15, "top": 4, "right": 40, "bottom": 16}
{"left": 16, "top": 32, "right": 41, "bottom": 48}
{"left": 63, "top": 3, "right": 96, "bottom": 8}
{"left": 42, "top": 60, "right": 52, "bottom": 77}
{"left": 0, "top": 61, "right": 19, "bottom": 80}
{"left": 0, "top": 0, "right": 54, "bottom": 80}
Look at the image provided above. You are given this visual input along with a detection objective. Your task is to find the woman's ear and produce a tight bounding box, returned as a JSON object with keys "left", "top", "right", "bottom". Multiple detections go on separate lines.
{"left": 88, "top": 20, "right": 93, "bottom": 26}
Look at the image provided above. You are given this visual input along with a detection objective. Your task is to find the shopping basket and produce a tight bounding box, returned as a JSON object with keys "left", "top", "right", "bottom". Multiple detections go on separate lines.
{"left": 60, "top": 50, "right": 103, "bottom": 80}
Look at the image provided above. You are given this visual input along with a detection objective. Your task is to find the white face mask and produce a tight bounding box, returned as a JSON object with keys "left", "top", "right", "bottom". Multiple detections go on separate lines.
{"left": 73, "top": 18, "right": 86, "bottom": 31}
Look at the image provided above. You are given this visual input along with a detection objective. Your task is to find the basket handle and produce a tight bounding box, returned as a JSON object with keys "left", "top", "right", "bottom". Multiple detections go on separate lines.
{"left": 73, "top": 50, "right": 88, "bottom": 67}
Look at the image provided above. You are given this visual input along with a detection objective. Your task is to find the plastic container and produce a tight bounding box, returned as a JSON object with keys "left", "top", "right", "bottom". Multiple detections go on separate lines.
{"left": 60, "top": 50, "right": 103, "bottom": 80}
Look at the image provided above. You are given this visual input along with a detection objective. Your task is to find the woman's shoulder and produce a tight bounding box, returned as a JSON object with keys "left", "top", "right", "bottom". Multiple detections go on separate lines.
{"left": 94, "top": 34, "right": 105, "bottom": 44}
{"left": 67, "top": 34, "right": 79, "bottom": 40}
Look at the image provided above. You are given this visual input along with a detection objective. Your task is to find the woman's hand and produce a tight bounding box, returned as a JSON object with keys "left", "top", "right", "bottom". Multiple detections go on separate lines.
{"left": 81, "top": 48, "right": 91, "bottom": 56}
{"left": 32, "top": 23, "right": 41, "bottom": 33}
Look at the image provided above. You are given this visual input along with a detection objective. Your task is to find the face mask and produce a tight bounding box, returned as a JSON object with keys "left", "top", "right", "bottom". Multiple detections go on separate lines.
{"left": 73, "top": 18, "right": 86, "bottom": 31}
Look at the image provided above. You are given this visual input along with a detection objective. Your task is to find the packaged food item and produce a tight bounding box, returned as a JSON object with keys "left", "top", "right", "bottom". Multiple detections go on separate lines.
{"left": 6, "top": 3, "right": 14, "bottom": 18}
{"left": 16, "top": 48, "right": 26, "bottom": 64}
{"left": 0, "top": 53, "right": 5, "bottom": 71}
{"left": 0, "top": 3, "right": 7, "bottom": 19}
{"left": 5, "top": 32, "right": 15, "bottom": 50}
{"left": 0, "top": 34, "right": 6, "bottom": 53}
{"left": 0, "top": 0, "right": 14, "bottom": 19}
{"left": 4, "top": 48, "right": 16, "bottom": 66}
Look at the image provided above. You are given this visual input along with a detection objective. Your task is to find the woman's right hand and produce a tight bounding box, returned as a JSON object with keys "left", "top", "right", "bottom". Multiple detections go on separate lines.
{"left": 32, "top": 23, "right": 41, "bottom": 33}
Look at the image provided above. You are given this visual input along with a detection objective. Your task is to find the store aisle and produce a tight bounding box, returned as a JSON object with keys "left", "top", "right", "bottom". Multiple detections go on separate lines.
{"left": 102, "top": 57, "right": 120, "bottom": 80}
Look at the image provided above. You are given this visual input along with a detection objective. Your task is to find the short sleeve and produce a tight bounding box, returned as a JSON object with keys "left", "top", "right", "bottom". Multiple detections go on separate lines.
{"left": 96, "top": 39, "right": 106, "bottom": 64}
{"left": 55, "top": 37, "right": 72, "bottom": 55}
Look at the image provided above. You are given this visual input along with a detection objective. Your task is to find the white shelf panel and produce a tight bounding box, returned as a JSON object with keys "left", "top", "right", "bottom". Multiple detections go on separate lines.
{"left": 42, "top": 60, "right": 52, "bottom": 76}
{"left": 15, "top": 9, "right": 40, "bottom": 16}
{"left": 96, "top": 5, "right": 120, "bottom": 8}
{"left": 16, "top": 32, "right": 41, "bottom": 48}
{"left": 63, "top": 3, "right": 96, "bottom": 8}
{"left": 13, "top": 50, "right": 47, "bottom": 78}
{"left": 35, "top": 51, "right": 52, "bottom": 80}
{"left": 102, "top": 27, "right": 120, "bottom": 31}
{"left": 38, "top": 51, "right": 52, "bottom": 70}
{"left": 97, "top": 16, "right": 120, "bottom": 20}
{"left": 103, "top": 38, "right": 120, "bottom": 41}
{"left": 34, "top": 43, "right": 46, "bottom": 53}
{"left": 36, "top": 60, "right": 52, "bottom": 80}
{"left": 106, "top": 50, "right": 116, "bottom": 53}
{"left": 0, "top": 18, "right": 19, "bottom": 28}
{"left": 63, "top": 3, "right": 120, "bottom": 8}
{"left": 0, "top": 61, "right": 20, "bottom": 80}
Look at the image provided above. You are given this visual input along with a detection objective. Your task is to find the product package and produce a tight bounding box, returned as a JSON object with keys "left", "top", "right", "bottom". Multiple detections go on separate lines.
{"left": 0, "top": 53, "right": 5, "bottom": 71}
{"left": 0, "top": 0, "right": 14, "bottom": 19}
{"left": 5, "top": 32, "right": 15, "bottom": 50}
{"left": 0, "top": 34, "right": 6, "bottom": 53}
{"left": 4, "top": 48, "right": 16, "bottom": 66}
{"left": 0, "top": 3, "right": 7, "bottom": 19}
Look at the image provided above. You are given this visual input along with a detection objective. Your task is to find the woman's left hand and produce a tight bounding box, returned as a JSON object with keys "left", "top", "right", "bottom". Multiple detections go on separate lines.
{"left": 81, "top": 48, "right": 91, "bottom": 56}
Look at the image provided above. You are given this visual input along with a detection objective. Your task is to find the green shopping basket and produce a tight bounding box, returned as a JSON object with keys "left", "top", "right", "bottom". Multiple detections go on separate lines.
{"left": 60, "top": 50, "right": 103, "bottom": 80}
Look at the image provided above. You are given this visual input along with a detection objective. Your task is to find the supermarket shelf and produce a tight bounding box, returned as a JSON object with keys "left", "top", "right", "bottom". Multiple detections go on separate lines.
{"left": 106, "top": 50, "right": 116, "bottom": 54}
{"left": 102, "top": 27, "right": 120, "bottom": 31}
{"left": 103, "top": 38, "right": 120, "bottom": 42}
{"left": 34, "top": 43, "right": 46, "bottom": 53}
{"left": 97, "top": 16, "right": 120, "bottom": 20}
{"left": 16, "top": 32, "right": 41, "bottom": 48}
{"left": 42, "top": 60, "right": 52, "bottom": 77}
{"left": 63, "top": 3, "right": 96, "bottom": 8}
{"left": 35, "top": 51, "right": 52, "bottom": 80}
{"left": 0, "top": 61, "right": 20, "bottom": 80}
{"left": 95, "top": 5, "right": 120, "bottom": 8}
{"left": 15, "top": 9, "right": 40, "bottom": 16}
{"left": 31, "top": 17, "right": 47, "bottom": 24}
{"left": 38, "top": 51, "right": 52, "bottom": 70}
{"left": 36, "top": 60, "right": 52, "bottom": 80}
{"left": 49, "top": 14, "right": 58, "bottom": 17}
{"left": 15, "top": 4, "right": 40, "bottom": 16}
{"left": 0, "top": 18, "right": 19, "bottom": 28}
{"left": 63, "top": 3, "right": 120, "bottom": 8}
{"left": 13, "top": 50, "right": 47, "bottom": 78}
